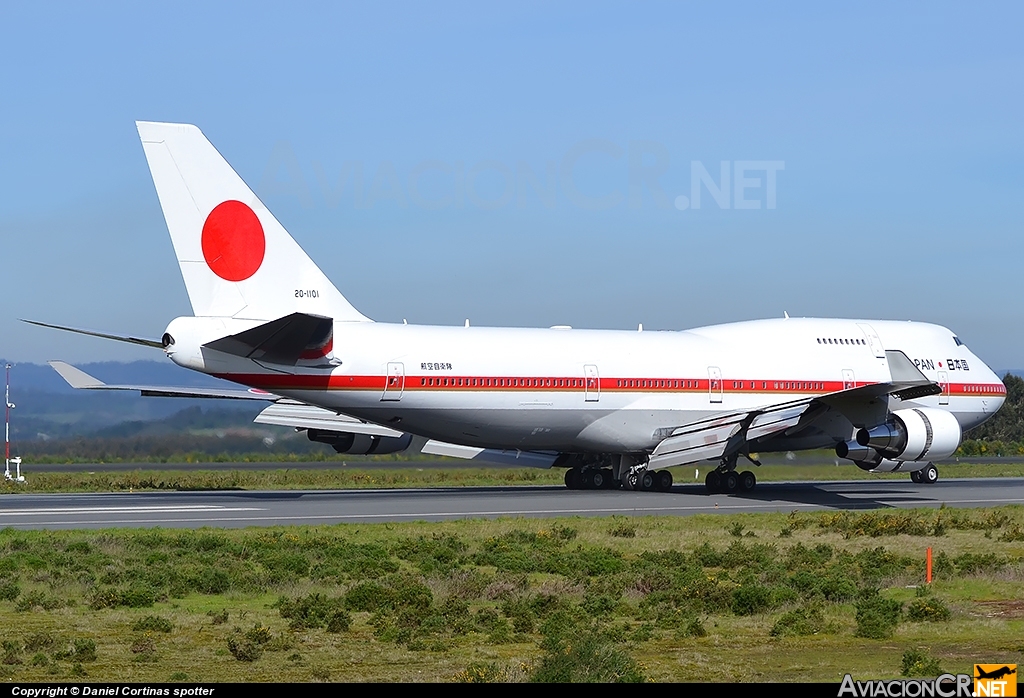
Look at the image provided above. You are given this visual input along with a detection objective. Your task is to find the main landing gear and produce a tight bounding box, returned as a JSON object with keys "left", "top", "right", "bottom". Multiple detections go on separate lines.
{"left": 704, "top": 454, "right": 758, "bottom": 494}
{"left": 910, "top": 463, "right": 939, "bottom": 484}
{"left": 564, "top": 466, "right": 673, "bottom": 492}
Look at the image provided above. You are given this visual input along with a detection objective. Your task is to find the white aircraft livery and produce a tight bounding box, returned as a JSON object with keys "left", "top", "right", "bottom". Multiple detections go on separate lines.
{"left": 34, "top": 122, "right": 1007, "bottom": 494}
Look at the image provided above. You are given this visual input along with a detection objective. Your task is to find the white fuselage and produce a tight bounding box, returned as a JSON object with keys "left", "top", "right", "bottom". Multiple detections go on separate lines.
{"left": 164, "top": 316, "right": 1004, "bottom": 456}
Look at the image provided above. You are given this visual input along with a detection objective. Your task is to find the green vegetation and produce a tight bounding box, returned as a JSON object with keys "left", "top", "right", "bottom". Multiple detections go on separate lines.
{"left": 6, "top": 461, "right": 1024, "bottom": 495}
{"left": 0, "top": 507, "right": 1023, "bottom": 682}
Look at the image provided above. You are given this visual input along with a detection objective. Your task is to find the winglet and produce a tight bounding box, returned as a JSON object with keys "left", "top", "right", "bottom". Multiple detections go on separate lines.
{"left": 48, "top": 361, "right": 106, "bottom": 389}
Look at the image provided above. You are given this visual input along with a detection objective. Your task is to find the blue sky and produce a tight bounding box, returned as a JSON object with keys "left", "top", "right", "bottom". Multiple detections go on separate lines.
{"left": 1, "top": 2, "right": 1022, "bottom": 369}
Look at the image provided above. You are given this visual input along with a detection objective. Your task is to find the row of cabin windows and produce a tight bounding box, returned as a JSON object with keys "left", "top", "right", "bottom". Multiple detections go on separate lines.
{"left": 965, "top": 384, "right": 1005, "bottom": 394}
{"left": 818, "top": 337, "right": 865, "bottom": 346}
{"left": 616, "top": 379, "right": 698, "bottom": 388}
{"left": 419, "top": 377, "right": 586, "bottom": 387}
{"left": 414, "top": 377, "right": 826, "bottom": 391}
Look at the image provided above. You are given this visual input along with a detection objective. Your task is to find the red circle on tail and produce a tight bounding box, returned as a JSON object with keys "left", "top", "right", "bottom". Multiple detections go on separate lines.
{"left": 201, "top": 200, "right": 266, "bottom": 281}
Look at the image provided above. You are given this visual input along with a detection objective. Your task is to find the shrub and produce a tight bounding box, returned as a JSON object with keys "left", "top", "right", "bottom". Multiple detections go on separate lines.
{"left": 326, "top": 610, "right": 352, "bottom": 633}
{"left": 345, "top": 581, "right": 393, "bottom": 612}
{"left": 0, "top": 579, "right": 20, "bottom": 602}
{"left": 855, "top": 593, "right": 902, "bottom": 639}
{"left": 207, "top": 610, "right": 228, "bottom": 625}
{"left": 226, "top": 635, "right": 262, "bottom": 662}
{"left": 132, "top": 616, "right": 173, "bottom": 633}
{"left": 732, "top": 585, "right": 773, "bottom": 616}
{"left": 277, "top": 593, "right": 348, "bottom": 630}
{"left": 681, "top": 616, "right": 707, "bottom": 638}
{"left": 770, "top": 606, "right": 830, "bottom": 637}
{"left": 902, "top": 648, "right": 944, "bottom": 677}
{"left": 906, "top": 598, "right": 951, "bottom": 622}
{"left": 609, "top": 520, "right": 637, "bottom": 538}
{"left": 17, "top": 590, "right": 65, "bottom": 612}
{"left": 530, "top": 630, "right": 646, "bottom": 683}
{"left": 73, "top": 638, "right": 97, "bottom": 662}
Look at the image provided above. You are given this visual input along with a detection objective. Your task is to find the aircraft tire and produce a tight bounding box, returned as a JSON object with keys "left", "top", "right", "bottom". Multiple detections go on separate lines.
{"left": 723, "top": 471, "right": 739, "bottom": 493}
{"left": 656, "top": 470, "right": 673, "bottom": 492}
{"left": 601, "top": 468, "right": 618, "bottom": 489}
{"left": 738, "top": 470, "right": 756, "bottom": 492}
{"left": 922, "top": 463, "right": 938, "bottom": 484}
{"left": 639, "top": 470, "right": 656, "bottom": 491}
{"left": 910, "top": 470, "right": 923, "bottom": 484}
{"left": 564, "top": 469, "right": 581, "bottom": 490}
{"left": 621, "top": 470, "right": 638, "bottom": 491}
{"left": 704, "top": 471, "right": 721, "bottom": 494}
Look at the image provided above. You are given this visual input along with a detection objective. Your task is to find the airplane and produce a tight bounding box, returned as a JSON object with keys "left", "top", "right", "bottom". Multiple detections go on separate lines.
{"left": 31, "top": 121, "right": 1007, "bottom": 494}
{"left": 975, "top": 666, "right": 1016, "bottom": 681}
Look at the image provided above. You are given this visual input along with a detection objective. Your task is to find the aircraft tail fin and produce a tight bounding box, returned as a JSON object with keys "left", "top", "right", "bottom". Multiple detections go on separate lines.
{"left": 136, "top": 121, "right": 370, "bottom": 323}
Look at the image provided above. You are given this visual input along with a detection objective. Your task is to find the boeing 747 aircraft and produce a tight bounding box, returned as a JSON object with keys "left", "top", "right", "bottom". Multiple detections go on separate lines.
{"left": 32, "top": 122, "right": 1007, "bottom": 494}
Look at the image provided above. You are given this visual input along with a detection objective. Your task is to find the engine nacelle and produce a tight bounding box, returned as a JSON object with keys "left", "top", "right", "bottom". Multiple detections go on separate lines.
{"left": 855, "top": 407, "right": 962, "bottom": 461}
{"left": 306, "top": 429, "right": 413, "bottom": 455}
{"left": 835, "top": 441, "right": 933, "bottom": 473}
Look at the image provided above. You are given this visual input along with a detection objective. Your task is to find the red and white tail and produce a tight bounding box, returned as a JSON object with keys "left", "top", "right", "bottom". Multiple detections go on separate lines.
{"left": 136, "top": 121, "right": 370, "bottom": 323}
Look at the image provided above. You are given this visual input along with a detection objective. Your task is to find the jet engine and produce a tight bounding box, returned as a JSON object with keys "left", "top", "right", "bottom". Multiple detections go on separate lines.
{"left": 836, "top": 407, "right": 961, "bottom": 465}
{"left": 306, "top": 429, "right": 413, "bottom": 455}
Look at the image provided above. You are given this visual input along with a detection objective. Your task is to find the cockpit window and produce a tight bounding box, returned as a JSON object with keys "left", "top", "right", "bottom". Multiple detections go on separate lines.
{"left": 953, "top": 336, "right": 966, "bottom": 348}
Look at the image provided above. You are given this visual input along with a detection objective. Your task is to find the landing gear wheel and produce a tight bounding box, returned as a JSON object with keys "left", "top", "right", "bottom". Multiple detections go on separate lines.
{"left": 601, "top": 468, "right": 617, "bottom": 489}
{"left": 622, "top": 470, "right": 638, "bottom": 491}
{"left": 639, "top": 470, "right": 656, "bottom": 491}
{"left": 910, "top": 470, "right": 923, "bottom": 484}
{"left": 738, "top": 470, "right": 756, "bottom": 492}
{"left": 564, "top": 469, "right": 581, "bottom": 490}
{"left": 921, "top": 463, "right": 938, "bottom": 484}
{"left": 705, "top": 471, "right": 721, "bottom": 494}
{"left": 723, "top": 471, "right": 739, "bottom": 493}
{"left": 589, "top": 469, "right": 606, "bottom": 489}
{"left": 656, "top": 470, "right": 673, "bottom": 492}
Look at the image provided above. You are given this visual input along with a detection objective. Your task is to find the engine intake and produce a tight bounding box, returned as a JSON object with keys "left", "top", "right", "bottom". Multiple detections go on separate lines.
{"left": 306, "top": 429, "right": 413, "bottom": 455}
{"left": 854, "top": 408, "right": 961, "bottom": 461}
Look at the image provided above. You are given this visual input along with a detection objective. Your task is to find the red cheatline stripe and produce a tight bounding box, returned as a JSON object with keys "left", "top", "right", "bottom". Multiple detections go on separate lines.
{"left": 211, "top": 372, "right": 1006, "bottom": 396}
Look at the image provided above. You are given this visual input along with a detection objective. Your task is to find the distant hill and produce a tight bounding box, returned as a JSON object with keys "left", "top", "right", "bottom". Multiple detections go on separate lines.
{"left": 0, "top": 360, "right": 261, "bottom": 442}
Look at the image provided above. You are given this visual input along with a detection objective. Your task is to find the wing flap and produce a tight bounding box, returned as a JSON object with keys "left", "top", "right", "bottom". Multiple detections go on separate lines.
{"left": 254, "top": 402, "right": 405, "bottom": 438}
{"left": 421, "top": 440, "right": 558, "bottom": 469}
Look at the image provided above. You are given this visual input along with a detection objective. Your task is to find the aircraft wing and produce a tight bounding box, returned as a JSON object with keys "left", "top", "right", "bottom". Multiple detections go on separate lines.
{"left": 48, "top": 361, "right": 278, "bottom": 400}
{"left": 649, "top": 398, "right": 815, "bottom": 469}
{"left": 649, "top": 353, "right": 941, "bottom": 469}
{"left": 253, "top": 402, "right": 406, "bottom": 438}
{"left": 421, "top": 440, "right": 559, "bottom": 469}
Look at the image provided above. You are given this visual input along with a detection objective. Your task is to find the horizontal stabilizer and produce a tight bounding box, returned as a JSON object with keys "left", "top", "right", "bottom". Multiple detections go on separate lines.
{"left": 421, "top": 440, "right": 558, "bottom": 469}
{"left": 203, "top": 312, "right": 334, "bottom": 366}
{"left": 254, "top": 402, "right": 404, "bottom": 438}
{"left": 48, "top": 360, "right": 276, "bottom": 400}
{"left": 25, "top": 320, "right": 164, "bottom": 349}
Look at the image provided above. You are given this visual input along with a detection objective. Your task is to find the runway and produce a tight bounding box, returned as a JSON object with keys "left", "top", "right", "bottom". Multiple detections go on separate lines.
{"left": 2, "top": 478, "right": 1023, "bottom": 529}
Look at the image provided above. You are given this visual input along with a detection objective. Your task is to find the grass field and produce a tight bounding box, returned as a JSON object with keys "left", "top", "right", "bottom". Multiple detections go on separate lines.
{"left": 4, "top": 461, "right": 1024, "bottom": 494}
{"left": 1, "top": 506, "right": 1023, "bottom": 682}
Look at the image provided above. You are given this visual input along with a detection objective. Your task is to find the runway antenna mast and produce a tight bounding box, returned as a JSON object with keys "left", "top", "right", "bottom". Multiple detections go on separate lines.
{"left": 5, "top": 363, "right": 24, "bottom": 483}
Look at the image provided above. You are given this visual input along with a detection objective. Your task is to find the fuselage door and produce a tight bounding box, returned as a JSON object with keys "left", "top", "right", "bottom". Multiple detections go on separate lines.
{"left": 857, "top": 323, "right": 886, "bottom": 359}
{"left": 584, "top": 364, "right": 600, "bottom": 402}
{"left": 937, "top": 370, "right": 949, "bottom": 405}
{"left": 842, "top": 369, "right": 856, "bottom": 390}
{"left": 708, "top": 366, "right": 723, "bottom": 403}
{"left": 381, "top": 362, "right": 405, "bottom": 401}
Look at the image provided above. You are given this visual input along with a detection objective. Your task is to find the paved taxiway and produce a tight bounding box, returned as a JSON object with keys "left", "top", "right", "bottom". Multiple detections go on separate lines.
{"left": 2, "top": 478, "right": 1023, "bottom": 529}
